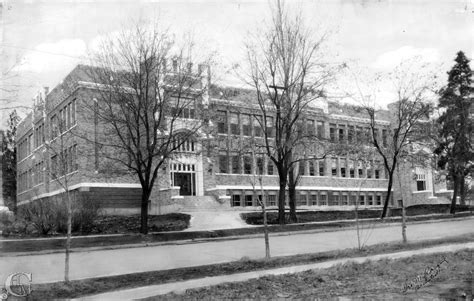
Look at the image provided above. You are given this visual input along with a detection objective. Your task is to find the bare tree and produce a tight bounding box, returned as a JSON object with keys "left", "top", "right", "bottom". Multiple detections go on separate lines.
{"left": 244, "top": 147, "right": 271, "bottom": 259}
{"left": 348, "top": 62, "right": 435, "bottom": 218}
{"left": 45, "top": 118, "right": 78, "bottom": 282}
{"left": 243, "top": 0, "right": 335, "bottom": 224}
{"left": 85, "top": 22, "right": 213, "bottom": 234}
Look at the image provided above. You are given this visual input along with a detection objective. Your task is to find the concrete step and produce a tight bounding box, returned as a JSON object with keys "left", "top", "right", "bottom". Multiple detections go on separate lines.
{"left": 180, "top": 195, "right": 232, "bottom": 211}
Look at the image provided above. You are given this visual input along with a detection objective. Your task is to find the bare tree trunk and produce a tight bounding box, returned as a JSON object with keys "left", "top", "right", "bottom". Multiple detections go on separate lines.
{"left": 64, "top": 192, "right": 72, "bottom": 283}
{"left": 259, "top": 179, "right": 270, "bottom": 259}
{"left": 450, "top": 175, "right": 459, "bottom": 214}
{"left": 459, "top": 176, "right": 466, "bottom": 206}
{"left": 401, "top": 199, "right": 407, "bottom": 243}
{"left": 396, "top": 162, "right": 407, "bottom": 244}
{"left": 278, "top": 174, "right": 287, "bottom": 225}
{"left": 288, "top": 167, "right": 297, "bottom": 223}
{"left": 140, "top": 189, "right": 150, "bottom": 234}
{"left": 381, "top": 168, "right": 395, "bottom": 219}
{"left": 354, "top": 191, "right": 361, "bottom": 250}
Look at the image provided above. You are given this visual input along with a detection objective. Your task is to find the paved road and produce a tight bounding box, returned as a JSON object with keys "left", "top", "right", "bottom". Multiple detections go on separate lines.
{"left": 1, "top": 218, "right": 473, "bottom": 284}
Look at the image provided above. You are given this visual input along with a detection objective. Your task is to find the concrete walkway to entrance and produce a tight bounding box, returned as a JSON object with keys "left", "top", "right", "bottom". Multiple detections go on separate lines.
{"left": 183, "top": 211, "right": 256, "bottom": 231}
{"left": 78, "top": 242, "right": 474, "bottom": 300}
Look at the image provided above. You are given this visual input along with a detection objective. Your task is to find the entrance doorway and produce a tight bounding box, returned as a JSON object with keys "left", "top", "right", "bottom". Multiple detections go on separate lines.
{"left": 173, "top": 172, "right": 196, "bottom": 196}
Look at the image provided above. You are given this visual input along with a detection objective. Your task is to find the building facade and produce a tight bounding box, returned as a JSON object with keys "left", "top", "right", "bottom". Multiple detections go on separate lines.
{"left": 16, "top": 64, "right": 451, "bottom": 214}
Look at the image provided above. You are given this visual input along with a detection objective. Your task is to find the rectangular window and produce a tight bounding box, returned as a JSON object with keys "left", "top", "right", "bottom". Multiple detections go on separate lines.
{"left": 319, "top": 193, "right": 327, "bottom": 206}
{"left": 232, "top": 194, "right": 241, "bottom": 207}
{"left": 253, "top": 115, "right": 262, "bottom": 137}
{"left": 310, "top": 194, "right": 318, "bottom": 206}
{"left": 348, "top": 126, "right": 355, "bottom": 143}
{"left": 329, "top": 192, "right": 339, "bottom": 206}
{"left": 376, "top": 195, "right": 382, "bottom": 205}
{"left": 341, "top": 167, "right": 346, "bottom": 178}
{"left": 329, "top": 124, "right": 337, "bottom": 142}
{"left": 267, "top": 159, "right": 274, "bottom": 175}
{"left": 51, "top": 155, "right": 58, "bottom": 177}
{"left": 356, "top": 126, "right": 363, "bottom": 142}
{"left": 319, "top": 160, "right": 325, "bottom": 176}
{"left": 359, "top": 195, "right": 365, "bottom": 206}
{"left": 219, "top": 154, "right": 228, "bottom": 173}
{"left": 297, "top": 192, "right": 307, "bottom": 206}
{"left": 382, "top": 129, "right": 388, "bottom": 147}
{"left": 267, "top": 194, "right": 276, "bottom": 206}
{"left": 231, "top": 155, "right": 240, "bottom": 174}
{"left": 367, "top": 169, "right": 372, "bottom": 179}
{"left": 217, "top": 110, "right": 227, "bottom": 134}
{"left": 309, "top": 161, "right": 315, "bottom": 176}
{"left": 341, "top": 194, "right": 348, "bottom": 205}
{"left": 338, "top": 127, "right": 345, "bottom": 142}
{"left": 368, "top": 195, "right": 373, "bottom": 205}
{"left": 242, "top": 114, "right": 251, "bottom": 136}
{"left": 307, "top": 119, "right": 315, "bottom": 136}
{"left": 375, "top": 169, "right": 380, "bottom": 179}
{"left": 266, "top": 116, "right": 274, "bottom": 137}
{"left": 331, "top": 158, "right": 337, "bottom": 177}
{"left": 71, "top": 99, "right": 76, "bottom": 125}
{"left": 243, "top": 155, "right": 252, "bottom": 174}
{"left": 317, "top": 121, "right": 324, "bottom": 138}
{"left": 245, "top": 194, "right": 253, "bottom": 206}
{"left": 256, "top": 155, "right": 264, "bottom": 175}
{"left": 299, "top": 161, "right": 305, "bottom": 176}
{"left": 67, "top": 103, "right": 71, "bottom": 128}
{"left": 230, "top": 113, "right": 239, "bottom": 135}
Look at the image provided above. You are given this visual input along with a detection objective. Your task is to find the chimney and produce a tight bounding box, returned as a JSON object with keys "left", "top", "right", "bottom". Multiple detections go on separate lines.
{"left": 43, "top": 86, "right": 49, "bottom": 96}
{"left": 187, "top": 62, "right": 193, "bottom": 73}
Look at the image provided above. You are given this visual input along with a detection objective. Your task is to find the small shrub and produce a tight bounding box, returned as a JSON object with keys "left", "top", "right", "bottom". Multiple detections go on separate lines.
{"left": 11, "top": 194, "right": 101, "bottom": 237}
{"left": 1, "top": 219, "right": 38, "bottom": 237}
{"left": 18, "top": 199, "right": 57, "bottom": 235}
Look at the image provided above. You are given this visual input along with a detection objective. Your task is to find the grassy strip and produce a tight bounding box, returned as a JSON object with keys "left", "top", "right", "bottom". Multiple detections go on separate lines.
{"left": 30, "top": 233, "right": 474, "bottom": 299}
{"left": 1, "top": 211, "right": 472, "bottom": 254}
{"left": 159, "top": 249, "right": 473, "bottom": 300}
{"left": 242, "top": 204, "right": 473, "bottom": 225}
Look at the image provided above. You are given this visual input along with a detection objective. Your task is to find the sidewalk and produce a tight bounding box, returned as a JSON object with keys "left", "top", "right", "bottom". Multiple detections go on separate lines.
{"left": 77, "top": 242, "right": 474, "bottom": 300}
{"left": 183, "top": 210, "right": 256, "bottom": 231}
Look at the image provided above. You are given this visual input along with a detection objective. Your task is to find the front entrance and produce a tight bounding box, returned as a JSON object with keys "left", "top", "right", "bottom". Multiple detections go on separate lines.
{"left": 173, "top": 172, "right": 196, "bottom": 196}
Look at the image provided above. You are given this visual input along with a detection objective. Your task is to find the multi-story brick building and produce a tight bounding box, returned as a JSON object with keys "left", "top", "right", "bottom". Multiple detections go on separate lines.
{"left": 16, "top": 64, "right": 451, "bottom": 215}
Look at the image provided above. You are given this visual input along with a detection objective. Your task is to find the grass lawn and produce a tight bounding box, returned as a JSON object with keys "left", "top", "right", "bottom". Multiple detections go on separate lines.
{"left": 242, "top": 204, "right": 473, "bottom": 225}
{"left": 29, "top": 233, "right": 474, "bottom": 299}
{"left": 158, "top": 249, "right": 473, "bottom": 300}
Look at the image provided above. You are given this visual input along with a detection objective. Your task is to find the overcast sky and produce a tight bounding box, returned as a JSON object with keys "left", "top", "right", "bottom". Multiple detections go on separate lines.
{"left": 1, "top": 0, "right": 473, "bottom": 126}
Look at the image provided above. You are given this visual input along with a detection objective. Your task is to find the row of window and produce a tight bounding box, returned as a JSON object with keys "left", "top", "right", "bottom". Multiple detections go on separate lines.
{"left": 329, "top": 123, "right": 389, "bottom": 147}
{"left": 217, "top": 153, "right": 387, "bottom": 179}
{"left": 50, "top": 144, "right": 78, "bottom": 177}
{"left": 17, "top": 133, "right": 34, "bottom": 161}
{"left": 216, "top": 111, "right": 274, "bottom": 137}
{"left": 18, "top": 145, "right": 78, "bottom": 193}
{"left": 218, "top": 154, "right": 275, "bottom": 175}
{"left": 230, "top": 190, "right": 390, "bottom": 207}
{"left": 50, "top": 99, "right": 76, "bottom": 139}
{"left": 18, "top": 99, "right": 77, "bottom": 161}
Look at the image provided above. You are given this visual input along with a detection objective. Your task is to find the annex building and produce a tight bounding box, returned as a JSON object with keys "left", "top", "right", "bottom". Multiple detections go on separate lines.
{"left": 15, "top": 64, "right": 452, "bottom": 214}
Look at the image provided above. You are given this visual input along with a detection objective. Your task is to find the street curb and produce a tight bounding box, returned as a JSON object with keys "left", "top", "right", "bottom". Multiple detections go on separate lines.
{"left": 76, "top": 242, "right": 474, "bottom": 300}
{"left": 1, "top": 215, "right": 473, "bottom": 257}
